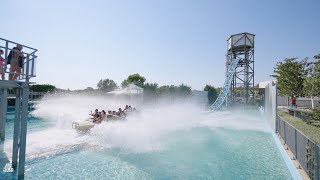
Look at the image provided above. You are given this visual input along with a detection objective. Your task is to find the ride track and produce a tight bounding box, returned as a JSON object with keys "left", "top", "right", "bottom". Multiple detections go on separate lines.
{"left": 210, "top": 58, "right": 240, "bottom": 110}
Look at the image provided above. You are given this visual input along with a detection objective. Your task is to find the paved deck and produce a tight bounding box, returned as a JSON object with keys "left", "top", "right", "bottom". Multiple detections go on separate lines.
{"left": 278, "top": 134, "right": 310, "bottom": 180}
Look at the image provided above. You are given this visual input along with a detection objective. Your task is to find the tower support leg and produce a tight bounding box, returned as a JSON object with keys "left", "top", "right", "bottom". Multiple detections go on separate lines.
{"left": 18, "top": 85, "right": 29, "bottom": 180}
{"left": 0, "top": 89, "right": 8, "bottom": 140}
{"left": 12, "top": 88, "right": 21, "bottom": 170}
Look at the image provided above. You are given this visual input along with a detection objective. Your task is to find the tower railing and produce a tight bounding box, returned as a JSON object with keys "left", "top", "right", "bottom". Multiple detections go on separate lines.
{"left": 0, "top": 38, "right": 38, "bottom": 81}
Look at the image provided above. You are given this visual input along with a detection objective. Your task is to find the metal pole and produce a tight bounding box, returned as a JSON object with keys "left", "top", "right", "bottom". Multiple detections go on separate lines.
{"left": 244, "top": 35, "right": 248, "bottom": 104}
{"left": 315, "top": 145, "right": 319, "bottom": 180}
{"left": 4, "top": 41, "right": 9, "bottom": 74}
{"left": 284, "top": 121, "right": 286, "bottom": 144}
{"left": 294, "top": 129, "right": 297, "bottom": 159}
{"left": 26, "top": 54, "right": 30, "bottom": 79}
{"left": 0, "top": 89, "right": 3, "bottom": 140}
{"left": 275, "top": 85, "right": 278, "bottom": 131}
{"left": 30, "top": 53, "right": 35, "bottom": 76}
{"left": 18, "top": 83, "right": 29, "bottom": 180}
{"left": 276, "top": 116, "right": 278, "bottom": 134}
{"left": 0, "top": 89, "right": 6, "bottom": 140}
{"left": 12, "top": 88, "right": 21, "bottom": 170}
{"left": 233, "top": 60, "right": 236, "bottom": 107}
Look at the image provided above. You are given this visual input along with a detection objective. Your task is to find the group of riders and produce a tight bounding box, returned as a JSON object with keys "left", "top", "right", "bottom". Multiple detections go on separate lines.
{"left": 89, "top": 105, "right": 137, "bottom": 123}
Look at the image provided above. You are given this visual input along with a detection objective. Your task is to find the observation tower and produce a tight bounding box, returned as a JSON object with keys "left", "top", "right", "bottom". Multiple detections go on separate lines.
{"left": 210, "top": 32, "right": 255, "bottom": 110}
{"left": 0, "top": 38, "right": 38, "bottom": 179}
{"left": 226, "top": 33, "right": 255, "bottom": 107}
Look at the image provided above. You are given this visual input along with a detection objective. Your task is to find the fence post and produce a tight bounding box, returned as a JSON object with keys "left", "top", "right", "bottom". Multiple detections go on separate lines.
{"left": 284, "top": 120, "right": 286, "bottom": 144}
{"left": 294, "top": 128, "right": 297, "bottom": 160}
{"left": 315, "top": 145, "right": 319, "bottom": 180}
{"left": 276, "top": 116, "right": 278, "bottom": 133}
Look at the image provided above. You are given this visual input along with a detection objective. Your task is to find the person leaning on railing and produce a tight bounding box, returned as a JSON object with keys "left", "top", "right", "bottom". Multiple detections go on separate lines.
{"left": 7, "top": 44, "right": 25, "bottom": 80}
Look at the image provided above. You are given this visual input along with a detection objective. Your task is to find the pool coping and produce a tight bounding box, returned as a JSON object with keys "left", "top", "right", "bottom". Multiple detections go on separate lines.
{"left": 270, "top": 131, "right": 303, "bottom": 180}
{"left": 259, "top": 109, "right": 302, "bottom": 180}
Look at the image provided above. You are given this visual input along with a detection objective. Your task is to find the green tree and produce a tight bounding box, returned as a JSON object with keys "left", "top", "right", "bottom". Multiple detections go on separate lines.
{"left": 204, "top": 84, "right": 218, "bottom": 104}
{"left": 97, "top": 79, "right": 118, "bottom": 92}
{"left": 121, "top": 73, "right": 146, "bottom": 88}
{"left": 143, "top": 82, "right": 158, "bottom": 102}
{"left": 143, "top": 83, "right": 158, "bottom": 94}
{"left": 304, "top": 54, "right": 320, "bottom": 96}
{"left": 157, "top": 85, "right": 176, "bottom": 97}
{"left": 272, "top": 57, "right": 309, "bottom": 99}
{"left": 216, "top": 87, "right": 222, "bottom": 95}
{"left": 30, "top": 84, "right": 56, "bottom": 92}
{"left": 176, "top": 83, "right": 192, "bottom": 98}
{"left": 309, "top": 108, "right": 320, "bottom": 122}
{"left": 304, "top": 54, "right": 320, "bottom": 108}
{"left": 156, "top": 84, "right": 192, "bottom": 100}
{"left": 85, "top": 87, "right": 94, "bottom": 91}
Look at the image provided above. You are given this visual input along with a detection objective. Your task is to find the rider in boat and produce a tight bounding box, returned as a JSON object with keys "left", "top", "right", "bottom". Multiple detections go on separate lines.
{"left": 89, "top": 109, "right": 99, "bottom": 119}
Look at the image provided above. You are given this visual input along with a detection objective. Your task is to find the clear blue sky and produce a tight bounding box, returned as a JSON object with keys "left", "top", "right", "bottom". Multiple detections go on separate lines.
{"left": 1, "top": 0, "right": 319, "bottom": 90}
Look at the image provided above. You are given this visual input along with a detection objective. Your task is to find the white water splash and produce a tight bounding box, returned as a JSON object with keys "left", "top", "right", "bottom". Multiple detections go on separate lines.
{"left": 4, "top": 93, "right": 269, "bottom": 160}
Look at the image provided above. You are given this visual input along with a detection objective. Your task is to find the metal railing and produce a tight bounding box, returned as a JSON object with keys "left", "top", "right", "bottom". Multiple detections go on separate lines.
{"left": 0, "top": 38, "right": 37, "bottom": 81}
{"left": 286, "top": 108, "right": 311, "bottom": 122}
{"left": 7, "top": 89, "right": 47, "bottom": 100}
{"left": 277, "top": 116, "right": 320, "bottom": 180}
{"left": 6, "top": 91, "right": 46, "bottom": 112}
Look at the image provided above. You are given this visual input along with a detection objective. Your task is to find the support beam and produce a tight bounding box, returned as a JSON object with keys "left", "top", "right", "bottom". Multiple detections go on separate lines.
{"left": 0, "top": 89, "right": 8, "bottom": 140}
{"left": 12, "top": 88, "right": 21, "bottom": 170}
{"left": 18, "top": 85, "right": 29, "bottom": 180}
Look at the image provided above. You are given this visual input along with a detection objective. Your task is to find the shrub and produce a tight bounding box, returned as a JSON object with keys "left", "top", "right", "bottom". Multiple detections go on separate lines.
{"left": 309, "top": 107, "right": 320, "bottom": 122}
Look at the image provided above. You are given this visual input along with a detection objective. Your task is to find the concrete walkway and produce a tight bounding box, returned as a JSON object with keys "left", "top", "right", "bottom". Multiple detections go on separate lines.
{"left": 278, "top": 135, "right": 310, "bottom": 180}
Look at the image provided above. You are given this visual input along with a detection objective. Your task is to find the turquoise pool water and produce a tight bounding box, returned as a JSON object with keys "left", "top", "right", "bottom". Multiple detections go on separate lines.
{"left": 23, "top": 129, "right": 291, "bottom": 180}
{"left": 1, "top": 116, "right": 292, "bottom": 179}
{"left": 0, "top": 95, "right": 294, "bottom": 179}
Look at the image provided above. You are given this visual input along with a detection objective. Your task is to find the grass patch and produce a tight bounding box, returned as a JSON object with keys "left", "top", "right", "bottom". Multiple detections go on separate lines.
{"left": 278, "top": 110, "right": 320, "bottom": 145}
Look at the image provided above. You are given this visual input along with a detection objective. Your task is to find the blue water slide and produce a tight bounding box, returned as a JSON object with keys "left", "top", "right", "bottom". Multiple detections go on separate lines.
{"left": 210, "top": 58, "right": 240, "bottom": 110}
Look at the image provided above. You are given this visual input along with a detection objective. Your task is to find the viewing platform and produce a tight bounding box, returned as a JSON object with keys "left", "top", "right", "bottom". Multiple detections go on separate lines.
{"left": 0, "top": 37, "right": 38, "bottom": 179}
{"left": 0, "top": 37, "right": 37, "bottom": 85}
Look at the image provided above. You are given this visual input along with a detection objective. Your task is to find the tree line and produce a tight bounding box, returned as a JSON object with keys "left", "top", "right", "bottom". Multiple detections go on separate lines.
{"left": 30, "top": 73, "right": 219, "bottom": 104}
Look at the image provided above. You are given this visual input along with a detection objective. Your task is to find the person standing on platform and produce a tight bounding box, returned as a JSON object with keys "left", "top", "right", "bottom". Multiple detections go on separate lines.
{"left": 8, "top": 44, "right": 25, "bottom": 80}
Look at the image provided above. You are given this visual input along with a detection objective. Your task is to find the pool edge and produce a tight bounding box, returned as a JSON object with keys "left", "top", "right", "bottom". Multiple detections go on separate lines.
{"left": 270, "top": 131, "right": 302, "bottom": 180}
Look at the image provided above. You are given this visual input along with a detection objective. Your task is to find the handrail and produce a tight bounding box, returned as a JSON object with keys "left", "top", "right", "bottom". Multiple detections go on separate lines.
{"left": 278, "top": 115, "right": 319, "bottom": 146}
{"left": 0, "top": 38, "right": 38, "bottom": 52}
{"left": 0, "top": 46, "right": 38, "bottom": 57}
{"left": 0, "top": 38, "right": 38, "bottom": 81}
